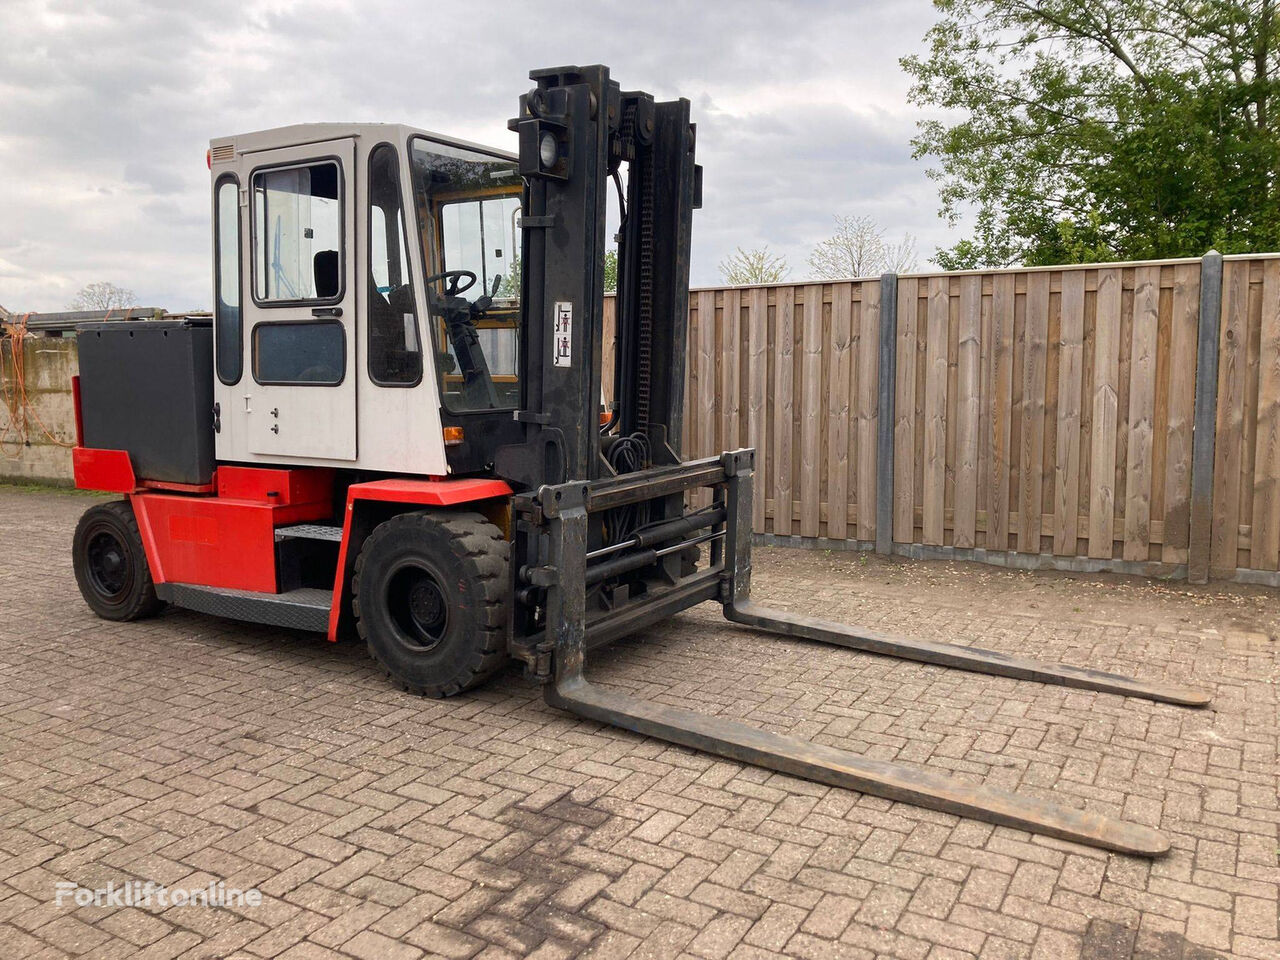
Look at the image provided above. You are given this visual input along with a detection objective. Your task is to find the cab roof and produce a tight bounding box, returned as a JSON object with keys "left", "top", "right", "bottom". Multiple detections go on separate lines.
{"left": 209, "top": 122, "right": 516, "bottom": 166}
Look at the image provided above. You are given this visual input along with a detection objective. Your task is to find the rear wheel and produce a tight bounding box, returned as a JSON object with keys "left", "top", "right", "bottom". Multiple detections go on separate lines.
{"left": 353, "top": 510, "right": 509, "bottom": 697}
{"left": 72, "top": 500, "right": 162, "bottom": 621}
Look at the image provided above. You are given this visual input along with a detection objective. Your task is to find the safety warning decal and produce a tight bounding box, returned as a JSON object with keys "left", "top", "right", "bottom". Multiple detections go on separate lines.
{"left": 553, "top": 301, "right": 573, "bottom": 367}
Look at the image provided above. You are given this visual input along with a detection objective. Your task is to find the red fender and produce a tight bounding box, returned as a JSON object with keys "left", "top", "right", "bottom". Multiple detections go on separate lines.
{"left": 326, "top": 477, "right": 513, "bottom": 641}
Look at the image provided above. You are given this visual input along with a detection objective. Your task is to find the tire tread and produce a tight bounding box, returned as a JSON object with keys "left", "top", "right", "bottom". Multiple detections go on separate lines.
{"left": 352, "top": 510, "right": 508, "bottom": 698}
{"left": 72, "top": 500, "right": 163, "bottom": 621}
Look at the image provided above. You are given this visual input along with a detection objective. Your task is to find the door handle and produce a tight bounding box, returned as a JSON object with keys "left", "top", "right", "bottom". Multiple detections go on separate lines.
{"left": 312, "top": 306, "right": 342, "bottom": 319}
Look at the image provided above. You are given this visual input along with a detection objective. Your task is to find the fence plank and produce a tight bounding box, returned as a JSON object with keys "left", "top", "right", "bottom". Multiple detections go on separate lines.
{"left": 1240, "top": 266, "right": 1263, "bottom": 570}
{"left": 773, "top": 287, "right": 795, "bottom": 535}
{"left": 602, "top": 296, "right": 616, "bottom": 406}
{"left": 1162, "top": 264, "right": 1199, "bottom": 563}
{"left": 685, "top": 298, "right": 699, "bottom": 458}
{"left": 696, "top": 291, "right": 717, "bottom": 451}
{"left": 1123, "top": 266, "right": 1160, "bottom": 560}
{"left": 894, "top": 277, "right": 919, "bottom": 541}
{"left": 747, "top": 287, "right": 768, "bottom": 533}
{"left": 1089, "top": 269, "right": 1122, "bottom": 558}
{"left": 800, "top": 284, "right": 823, "bottom": 538}
{"left": 923, "top": 277, "right": 949, "bottom": 545}
{"left": 1250, "top": 260, "right": 1280, "bottom": 570}
{"left": 913, "top": 289, "right": 927, "bottom": 536}
{"left": 977, "top": 282, "right": 994, "bottom": 542}
{"left": 945, "top": 282, "right": 960, "bottom": 532}
{"left": 1054, "top": 271, "right": 1085, "bottom": 555}
{"left": 858, "top": 281, "right": 881, "bottom": 542}
{"left": 989, "top": 274, "right": 1015, "bottom": 552}
{"left": 696, "top": 290, "right": 717, "bottom": 508}
{"left": 827, "top": 284, "right": 853, "bottom": 540}
{"left": 954, "top": 276, "right": 981, "bottom": 548}
{"left": 721, "top": 288, "right": 741, "bottom": 456}
{"left": 1211, "top": 262, "right": 1250, "bottom": 575}
{"left": 1018, "top": 273, "right": 1049, "bottom": 554}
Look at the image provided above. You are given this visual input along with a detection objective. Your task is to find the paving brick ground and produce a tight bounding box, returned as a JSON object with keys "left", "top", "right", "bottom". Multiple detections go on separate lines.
{"left": 0, "top": 486, "right": 1277, "bottom": 960}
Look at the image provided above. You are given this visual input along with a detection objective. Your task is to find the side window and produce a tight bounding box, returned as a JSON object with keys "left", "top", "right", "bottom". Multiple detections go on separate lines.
{"left": 253, "top": 322, "right": 344, "bottom": 384}
{"left": 251, "top": 161, "right": 342, "bottom": 303}
{"left": 367, "top": 144, "right": 421, "bottom": 385}
{"left": 214, "top": 177, "right": 242, "bottom": 384}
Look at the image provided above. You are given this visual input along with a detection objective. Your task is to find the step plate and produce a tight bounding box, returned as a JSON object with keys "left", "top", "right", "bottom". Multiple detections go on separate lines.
{"left": 157, "top": 583, "right": 331, "bottom": 633}
{"left": 275, "top": 524, "right": 344, "bottom": 543}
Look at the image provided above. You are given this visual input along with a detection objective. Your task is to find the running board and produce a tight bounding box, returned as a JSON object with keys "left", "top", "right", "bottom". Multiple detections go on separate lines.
{"left": 726, "top": 601, "right": 1212, "bottom": 707}
{"left": 157, "top": 583, "right": 330, "bottom": 633}
{"left": 547, "top": 676, "right": 1169, "bottom": 856}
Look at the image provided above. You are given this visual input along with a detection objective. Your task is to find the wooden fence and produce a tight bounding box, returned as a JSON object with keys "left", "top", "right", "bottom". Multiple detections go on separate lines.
{"left": 607, "top": 253, "right": 1280, "bottom": 582}
{"left": 5, "top": 256, "right": 1277, "bottom": 582}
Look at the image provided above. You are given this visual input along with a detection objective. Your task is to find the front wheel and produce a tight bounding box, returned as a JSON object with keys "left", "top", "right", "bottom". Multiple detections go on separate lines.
{"left": 72, "top": 500, "right": 163, "bottom": 621}
{"left": 352, "top": 510, "right": 509, "bottom": 697}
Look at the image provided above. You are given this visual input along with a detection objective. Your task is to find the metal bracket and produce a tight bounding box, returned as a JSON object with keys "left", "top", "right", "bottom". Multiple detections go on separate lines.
{"left": 523, "top": 565, "right": 558, "bottom": 588}
{"left": 514, "top": 410, "right": 552, "bottom": 425}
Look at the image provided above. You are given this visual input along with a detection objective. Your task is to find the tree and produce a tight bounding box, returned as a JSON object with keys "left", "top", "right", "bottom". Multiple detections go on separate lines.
{"left": 718, "top": 246, "right": 790, "bottom": 285}
{"left": 68, "top": 282, "right": 136, "bottom": 312}
{"left": 902, "top": 0, "right": 1280, "bottom": 268}
{"left": 807, "top": 215, "right": 919, "bottom": 278}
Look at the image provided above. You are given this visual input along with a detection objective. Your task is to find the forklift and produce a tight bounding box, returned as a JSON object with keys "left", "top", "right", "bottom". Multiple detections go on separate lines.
{"left": 69, "top": 65, "right": 1208, "bottom": 857}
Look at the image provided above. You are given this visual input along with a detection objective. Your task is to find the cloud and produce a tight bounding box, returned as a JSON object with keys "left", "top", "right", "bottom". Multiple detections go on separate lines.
{"left": 0, "top": 0, "right": 950, "bottom": 311}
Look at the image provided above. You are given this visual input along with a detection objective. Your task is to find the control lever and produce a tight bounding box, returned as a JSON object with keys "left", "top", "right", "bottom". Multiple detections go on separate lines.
{"left": 473, "top": 274, "right": 503, "bottom": 313}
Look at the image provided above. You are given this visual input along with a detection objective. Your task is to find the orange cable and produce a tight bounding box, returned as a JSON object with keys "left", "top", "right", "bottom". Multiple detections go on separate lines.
{"left": 1, "top": 313, "right": 76, "bottom": 458}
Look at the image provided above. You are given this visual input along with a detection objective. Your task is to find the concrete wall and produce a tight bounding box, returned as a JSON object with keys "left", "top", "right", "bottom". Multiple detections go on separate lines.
{"left": 0, "top": 337, "right": 78, "bottom": 484}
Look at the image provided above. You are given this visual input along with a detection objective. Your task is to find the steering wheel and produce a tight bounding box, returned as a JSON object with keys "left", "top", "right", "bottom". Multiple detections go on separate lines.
{"left": 423, "top": 270, "right": 477, "bottom": 297}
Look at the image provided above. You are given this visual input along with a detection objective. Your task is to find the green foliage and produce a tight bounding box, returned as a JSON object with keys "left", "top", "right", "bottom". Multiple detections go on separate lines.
{"left": 603, "top": 250, "right": 618, "bottom": 293}
{"left": 902, "top": 0, "right": 1280, "bottom": 267}
{"left": 718, "top": 246, "right": 790, "bottom": 285}
{"left": 498, "top": 258, "right": 521, "bottom": 298}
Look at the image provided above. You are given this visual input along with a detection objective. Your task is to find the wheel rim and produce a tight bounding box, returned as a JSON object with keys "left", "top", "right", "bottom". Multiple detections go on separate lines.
{"left": 86, "top": 529, "right": 131, "bottom": 601}
{"left": 386, "top": 562, "right": 449, "bottom": 650}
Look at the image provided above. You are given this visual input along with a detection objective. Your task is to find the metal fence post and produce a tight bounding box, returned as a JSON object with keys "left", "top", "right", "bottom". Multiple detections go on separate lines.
{"left": 1188, "top": 250, "right": 1223, "bottom": 584}
{"left": 875, "top": 272, "right": 898, "bottom": 555}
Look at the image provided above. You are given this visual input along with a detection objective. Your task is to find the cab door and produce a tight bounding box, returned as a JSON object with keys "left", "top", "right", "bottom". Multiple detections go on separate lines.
{"left": 240, "top": 140, "right": 357, "bottom": 461}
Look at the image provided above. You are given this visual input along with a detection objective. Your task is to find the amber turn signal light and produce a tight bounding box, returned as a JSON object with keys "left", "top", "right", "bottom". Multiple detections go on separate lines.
{"left": 443, "top": 426, "right": 464, "bottom": 446}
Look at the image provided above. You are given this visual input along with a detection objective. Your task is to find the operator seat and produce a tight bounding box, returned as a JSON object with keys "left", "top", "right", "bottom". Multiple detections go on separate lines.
{"left": 367, "top": 277, "right": 422, "bottom": 382}
{"left": 313, "top": 250, "right": 340, "bottom": 299}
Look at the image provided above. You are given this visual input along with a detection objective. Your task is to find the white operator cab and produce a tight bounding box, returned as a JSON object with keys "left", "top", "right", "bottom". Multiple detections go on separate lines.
{"left": 207, "top": 123, "right": 523, "bottom": 475}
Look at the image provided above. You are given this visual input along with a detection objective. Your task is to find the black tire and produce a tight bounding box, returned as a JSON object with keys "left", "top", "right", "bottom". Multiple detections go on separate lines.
{"left": 353, "top": 510, "right": 509, "bottom": 697}
{"left": 72, "top": 500, "right": 163, "bottom": 621}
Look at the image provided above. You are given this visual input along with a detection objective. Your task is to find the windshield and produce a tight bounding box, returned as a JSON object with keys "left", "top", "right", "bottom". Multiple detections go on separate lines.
{"left": 410, "top": 137, "right": 522, "bottom": 412}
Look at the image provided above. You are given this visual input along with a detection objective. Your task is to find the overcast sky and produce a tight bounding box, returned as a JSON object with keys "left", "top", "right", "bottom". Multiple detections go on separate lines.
{"left": 0, "top": 0, "right": 951, "bottom": 313}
